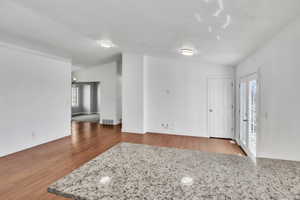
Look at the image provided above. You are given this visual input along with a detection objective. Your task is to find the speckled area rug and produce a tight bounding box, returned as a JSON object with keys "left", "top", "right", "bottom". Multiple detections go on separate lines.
{"left": 48, "top": 142, "right": 300, "bottom": 200}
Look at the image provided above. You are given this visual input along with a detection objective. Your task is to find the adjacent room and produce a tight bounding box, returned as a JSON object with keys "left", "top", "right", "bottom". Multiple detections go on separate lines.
{"left": 71, "top": 81, "right": 100, "bottom": 123}
{"left": 0, "top": 0, "right": 299, "bottom": 199}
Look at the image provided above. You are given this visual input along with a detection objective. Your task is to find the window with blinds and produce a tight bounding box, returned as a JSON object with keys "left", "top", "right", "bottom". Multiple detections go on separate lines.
{"left": 72, "top": 86, "right": 79, "bottom": 107}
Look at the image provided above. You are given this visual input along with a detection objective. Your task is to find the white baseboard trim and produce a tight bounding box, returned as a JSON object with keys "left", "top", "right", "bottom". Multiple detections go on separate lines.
{"left": 146, "top": 129, "right": 209, "bottom": 138}
{"left": 121, "top": 128, "right": 146, "bottom": 134}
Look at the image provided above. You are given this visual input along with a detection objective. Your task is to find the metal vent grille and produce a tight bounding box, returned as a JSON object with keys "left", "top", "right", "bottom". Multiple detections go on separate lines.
{"left": 102, "top": 119, "right": 114, "bottom": 125}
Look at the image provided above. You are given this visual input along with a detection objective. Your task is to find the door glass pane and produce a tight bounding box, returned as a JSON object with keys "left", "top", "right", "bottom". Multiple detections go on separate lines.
{"left": 240, "top": 82, "right": 247, "bottom": 146}
{"left": 248, "top": 80, "right": 257, "bottom": 156}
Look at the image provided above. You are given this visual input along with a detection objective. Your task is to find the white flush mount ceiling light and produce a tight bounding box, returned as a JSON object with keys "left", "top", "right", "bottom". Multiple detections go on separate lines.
{"left": 178, "top": 48, "right": 196, "bottom": 56}
{"left": 97, "top": 40, "right": 115, "bottom": 48}
{"left": 213, "top": 0, "right": 224, "bottom": 17}
{"left": 208, "top": 26, "right": 213, "bottom": 33}
{"left": 222, "top": 14, "right": 231, "bottom": 29}
{"left": 216, "top": 35, "right": 221, "bottom": 40}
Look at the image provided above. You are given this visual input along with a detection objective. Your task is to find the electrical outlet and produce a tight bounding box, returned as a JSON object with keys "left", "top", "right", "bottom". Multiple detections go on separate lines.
{"left": 31, "top": 132, "right": 36, "bottom": 139}
{"left": 169, "top": 123, "right": 175, "bottom": 130}
{"left": 264, "top": 112, "right": 268, "bottom": 120}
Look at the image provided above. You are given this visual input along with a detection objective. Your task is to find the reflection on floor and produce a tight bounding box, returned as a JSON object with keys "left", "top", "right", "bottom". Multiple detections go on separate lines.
{"left": 72, "top": 114, "right": 100, "bottom": 123}
{"left": 49, "top": 142, "right": 300, "bottom": 200}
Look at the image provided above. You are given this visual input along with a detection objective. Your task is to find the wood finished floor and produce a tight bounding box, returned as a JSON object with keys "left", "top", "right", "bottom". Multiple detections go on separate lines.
{"left": 0, "top": 122, "right": 245, "bottom": 200}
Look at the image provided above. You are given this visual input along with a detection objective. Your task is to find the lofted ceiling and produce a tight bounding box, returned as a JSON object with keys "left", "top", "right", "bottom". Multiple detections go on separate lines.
{"left": 0, "top": 0, "right": 300, "bottom": 67}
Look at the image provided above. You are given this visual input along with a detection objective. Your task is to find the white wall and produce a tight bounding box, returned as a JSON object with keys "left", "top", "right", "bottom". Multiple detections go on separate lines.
{"left": 121, "top": 53, "right": 233, "bottom": 136}
{"left": 73, "top": 62, "right": 121, "bottom": 124}
{"left": 0, "top": 43, "right": 71, "bottom": 157}
{"left": 116, "top": 59, "right": 122, "bottom": 125}
{"left": 144, "top": 56, "right": 234, "bottom": 137}
{"left": 122, "top": 53, "right": 145, "bottom": 133}
{"left": 236, "top": 17, "right": 300, "bottom": 161}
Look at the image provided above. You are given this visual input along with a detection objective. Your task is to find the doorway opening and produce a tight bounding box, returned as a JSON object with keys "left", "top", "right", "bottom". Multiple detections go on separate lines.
{"left": 239, "top": 73, "right": 258, "bottom": 158}
{"left": 71, "top": 82, "right": 100, "bottom": 123}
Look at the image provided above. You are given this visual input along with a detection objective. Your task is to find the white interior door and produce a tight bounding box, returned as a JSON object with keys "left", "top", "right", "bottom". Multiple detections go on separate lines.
{"left": 208, "top": 78, "right": 234, "bottom": 139}
{"left": 239, "top": 74, "right": 258, "bottom": 157}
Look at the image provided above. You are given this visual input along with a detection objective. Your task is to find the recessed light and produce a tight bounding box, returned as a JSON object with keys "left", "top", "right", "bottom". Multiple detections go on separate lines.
{"left": 97, "top": 40, "right": 115, "bottom": 48}
{"left": 179, "top": 48, "right": 196, "bottom": 56}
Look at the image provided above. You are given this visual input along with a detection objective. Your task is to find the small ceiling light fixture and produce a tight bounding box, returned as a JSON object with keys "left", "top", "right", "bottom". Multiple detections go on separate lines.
{"left": 216, "top": 35, "right": 221, "bottom": 40}
{"left": 97, "top": 40, "right": 115, "bottom": 48}
{"left": 179, "top": 48, "right": 196, "bottom": 56}
{"left": 208, "top": 26, "right": 213, "bottom": 33}
{"left": 213, "top": 0, "right": 224, "bottom": 17}
{"left": 222, "top": 14, "right": 231, "bottom": 29}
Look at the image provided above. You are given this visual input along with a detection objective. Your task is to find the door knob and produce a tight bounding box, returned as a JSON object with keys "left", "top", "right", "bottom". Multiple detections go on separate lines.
{"left": 243, "top": 119, "right": 248, "bottom": 122}
{"left": 209, "top": 109, "right": 213, "bottom": 112}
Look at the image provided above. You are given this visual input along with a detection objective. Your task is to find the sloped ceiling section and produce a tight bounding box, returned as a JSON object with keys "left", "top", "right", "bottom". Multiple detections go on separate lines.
{"left": 0, "top": 0, "right": 119, "bottom": 66}
{"left": 0, "top": 0, "right": 300, "bottom": 67}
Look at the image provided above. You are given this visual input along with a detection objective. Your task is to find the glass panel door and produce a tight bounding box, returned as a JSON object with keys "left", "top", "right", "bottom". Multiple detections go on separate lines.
{"left": 239, "top": 74, "right": 257, "bottom": 157}
{"left": 248, "top": 79, "right": 257, "bottom": 156}
{"left": 239, "top": 81, "right": 247, "bottom": 146}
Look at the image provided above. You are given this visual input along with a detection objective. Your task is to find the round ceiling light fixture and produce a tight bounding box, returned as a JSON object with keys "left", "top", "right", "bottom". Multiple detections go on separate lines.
{"left": 97, "top": 40, "right": 115, "bottom": 48}
{"left": 178, "top": 48, "right": 196, "bottom": 56}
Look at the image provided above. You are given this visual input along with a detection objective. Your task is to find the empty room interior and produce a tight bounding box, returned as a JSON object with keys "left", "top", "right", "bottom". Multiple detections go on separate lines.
{"left": 0, "top": 0, "right": 300, "bottom": 199}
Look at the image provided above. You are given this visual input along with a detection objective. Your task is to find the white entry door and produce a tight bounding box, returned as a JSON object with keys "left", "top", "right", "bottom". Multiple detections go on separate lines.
{"left": 208, "top": 78, "right": 234, "bottom": 138}
{"left": 239, "top": 74, "right": 258, "bottom": 157}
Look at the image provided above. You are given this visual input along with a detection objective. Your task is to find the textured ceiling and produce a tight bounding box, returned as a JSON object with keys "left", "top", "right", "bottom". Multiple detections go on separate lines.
{"left": 1, "top": 0, "right": 300, "bottom": 67}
